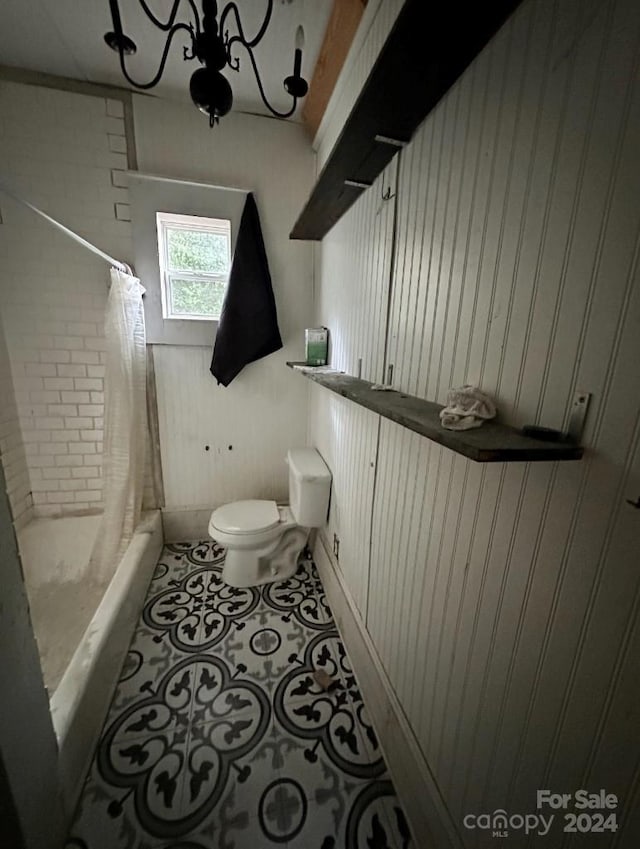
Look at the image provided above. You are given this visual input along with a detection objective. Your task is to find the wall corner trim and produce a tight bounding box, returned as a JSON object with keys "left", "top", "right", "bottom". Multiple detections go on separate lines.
{"left": 313, "top": 532, "right": 465, "bottom": 849}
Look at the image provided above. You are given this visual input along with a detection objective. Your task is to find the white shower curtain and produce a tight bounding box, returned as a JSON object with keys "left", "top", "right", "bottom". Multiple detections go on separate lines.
{"left": 90, "top": 268, "right": 147, "bottom": 583}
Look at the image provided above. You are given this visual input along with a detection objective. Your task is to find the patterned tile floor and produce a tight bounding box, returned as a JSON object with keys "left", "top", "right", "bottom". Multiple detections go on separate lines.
{"left": 66, "top": 541, "right": 413, "bottom": 849}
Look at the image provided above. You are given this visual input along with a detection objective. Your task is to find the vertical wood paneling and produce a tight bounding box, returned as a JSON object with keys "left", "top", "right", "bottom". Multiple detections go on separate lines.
{"left": 312, "top": 0, "right": 640, "bottom": 843}
{"left": 309, "top": 154, "right": 397, "bottom": 616}
{"left": 308, "top": 384, "right": 378, "bottom": 615}
{"left": 317, "top": 161, "right": 396, "bottom": 383}
{"left": 153, "top": 346, "right": 308, "bottom": 510}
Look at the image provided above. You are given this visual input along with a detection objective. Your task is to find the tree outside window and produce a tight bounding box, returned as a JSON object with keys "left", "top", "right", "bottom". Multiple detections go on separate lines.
{"left": 157, "top": 212, "right": 231, "bottom": 320}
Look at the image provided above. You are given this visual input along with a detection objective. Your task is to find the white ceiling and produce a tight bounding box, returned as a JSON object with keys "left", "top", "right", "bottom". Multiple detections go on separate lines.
{"left": 0, "top": 0, "right": 333, "bottom": 118}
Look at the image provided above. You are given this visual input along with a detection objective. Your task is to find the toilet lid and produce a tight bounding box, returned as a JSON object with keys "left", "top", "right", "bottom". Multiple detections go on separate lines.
{"left": 211, "top": 500, "right": 280, "bottom": 534}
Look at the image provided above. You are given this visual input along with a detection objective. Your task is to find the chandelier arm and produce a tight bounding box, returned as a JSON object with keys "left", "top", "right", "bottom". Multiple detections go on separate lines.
{"left": 118, "top": 22, "right": 195, "bottom": 90}
{"left": 225, "top": 33, "right": 245, "bottom": 67}
{"left": 137, "top": 0, "right": 200, "bottom": 33}
{"left": 106, "top": 0, "right": 302, "bottom": 125}
{"left": 219, "top": 0, "right": 273, "bottom": 50}
{"left": 242, "top": 43, "right": 297, "bottom": 118}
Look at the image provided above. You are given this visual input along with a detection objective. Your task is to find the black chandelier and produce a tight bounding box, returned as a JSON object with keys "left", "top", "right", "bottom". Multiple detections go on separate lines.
{"left": 104, "top": 0, "right": 309, "bottom": 126}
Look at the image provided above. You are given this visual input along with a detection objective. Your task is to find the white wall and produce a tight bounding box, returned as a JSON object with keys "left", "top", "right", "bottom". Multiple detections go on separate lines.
{"left": 0, "top": 81, "right": 133, "bottom": 516}
{"left": 0, "top": 312, "right": 31, "bottom": 528}
{"left": 133, "top": 96, "right": 314, "bottom": 514}
{"left": 0, "top": 77, "right": 315, "bottom": 523}
{"left": 310, "top": 0, "right": 640, "bottom": 844}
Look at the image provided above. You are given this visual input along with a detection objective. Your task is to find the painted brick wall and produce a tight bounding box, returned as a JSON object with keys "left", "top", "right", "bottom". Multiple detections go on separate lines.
{"left": 0, "top": 318, "right": 31, "bottom": 529}
{"left": 0, "top": 81, "right": 133, "bottom": 517}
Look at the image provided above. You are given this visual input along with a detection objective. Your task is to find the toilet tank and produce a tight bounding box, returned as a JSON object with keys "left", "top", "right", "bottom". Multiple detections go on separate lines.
{"left": 287, "top": 448, "right": 332, "bottom": 527}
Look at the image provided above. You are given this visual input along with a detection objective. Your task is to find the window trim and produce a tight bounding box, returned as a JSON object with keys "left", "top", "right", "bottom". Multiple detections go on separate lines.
{"left": 129, "top": 173, "right": 248, "bottom": 346}
{"left": 156, "top": 211, "right": 231, "bottom": 322}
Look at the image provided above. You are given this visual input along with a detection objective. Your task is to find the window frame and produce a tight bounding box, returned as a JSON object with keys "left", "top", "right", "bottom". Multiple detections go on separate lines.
{"left": 156, "top": 211, "right": 231, "bottom": 322}
{"left": 129, "top": 173, "right": 247, "bottom": 346}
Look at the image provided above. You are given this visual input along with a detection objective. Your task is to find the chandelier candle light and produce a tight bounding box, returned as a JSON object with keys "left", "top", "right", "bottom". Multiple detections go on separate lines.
{"left": 104, "top": 0, "right": 309, "bottom": 126}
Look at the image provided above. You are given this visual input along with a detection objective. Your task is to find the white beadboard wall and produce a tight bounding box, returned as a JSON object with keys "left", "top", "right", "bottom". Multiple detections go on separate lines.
{"left": 133, "top": 97, "right": 314, "bottom": 514}
{"left": 309, "top": 386, "right": 379, "bottom": 618}
{"left": 309, "top": 0, "right": 640, "bottom": 845}
{"left": 318, "top": 161, "right": 396, "bottom": 382}
{"left": 153, "top": 345, "right": 307, "bottom": 510}
{"left": 0, "top": 81, "right": 133, "bottom": 517}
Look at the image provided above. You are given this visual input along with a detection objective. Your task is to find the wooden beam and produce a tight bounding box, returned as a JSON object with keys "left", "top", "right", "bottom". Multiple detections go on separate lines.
{"left": 302, "top": 0, "right": 367, "bottom": 140}
{"left": 292, "top": 0, "right": 524, "bottom": 240}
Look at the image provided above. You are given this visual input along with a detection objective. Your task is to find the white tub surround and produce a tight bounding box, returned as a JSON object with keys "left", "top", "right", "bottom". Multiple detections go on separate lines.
{"left": 20, "top": 515, "right": 103, "bottom": 694}
{"left": 0, "top": 459, "right": 65, "bottom": 849}
{"left": 51, "top": 510, "right": 163, "bottom": 815}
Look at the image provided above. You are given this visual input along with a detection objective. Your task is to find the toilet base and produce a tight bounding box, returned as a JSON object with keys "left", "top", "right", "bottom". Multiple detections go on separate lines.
{"left": 220, "top": 526, "right": 309, "bottom": 588}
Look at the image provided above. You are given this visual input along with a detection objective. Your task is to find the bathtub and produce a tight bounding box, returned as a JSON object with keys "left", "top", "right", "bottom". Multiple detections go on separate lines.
{"left": 18, "top": 510, "right": 163, "bottom": 815}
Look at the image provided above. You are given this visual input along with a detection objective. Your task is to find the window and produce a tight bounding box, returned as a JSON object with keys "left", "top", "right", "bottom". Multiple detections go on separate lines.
{"left": 156, "top": 212, "right": 231, "bottom": 320}
{"left": 130, "top": 175, "right": 245, "bottom": 344}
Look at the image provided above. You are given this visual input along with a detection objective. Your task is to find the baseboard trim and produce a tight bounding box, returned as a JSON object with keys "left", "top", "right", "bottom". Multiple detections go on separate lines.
{"left": 313, "top": 534, "right": 464, "bottom": 849}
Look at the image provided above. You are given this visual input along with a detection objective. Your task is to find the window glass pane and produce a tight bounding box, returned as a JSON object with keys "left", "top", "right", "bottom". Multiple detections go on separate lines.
{"left": 169, "top": 277, "right": 226, "bottom": 317}
{"left": 166, "top": 228, "right": 229, "bottom": 274}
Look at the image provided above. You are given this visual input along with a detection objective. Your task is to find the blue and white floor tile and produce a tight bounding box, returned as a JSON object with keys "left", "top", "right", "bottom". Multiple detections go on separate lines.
{"left": 67, "top": 541, "right": 413, "bottom": 849}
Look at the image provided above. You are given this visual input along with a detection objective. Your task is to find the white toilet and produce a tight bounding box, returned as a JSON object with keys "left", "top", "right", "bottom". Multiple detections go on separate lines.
{"left": 208, "top": 447, "right": 332, "bottom": 588}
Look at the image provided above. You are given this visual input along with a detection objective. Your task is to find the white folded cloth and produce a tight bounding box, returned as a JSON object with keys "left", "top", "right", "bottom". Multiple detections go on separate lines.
{"left": 439, "top": 385, "right": 497, "bottom": 431}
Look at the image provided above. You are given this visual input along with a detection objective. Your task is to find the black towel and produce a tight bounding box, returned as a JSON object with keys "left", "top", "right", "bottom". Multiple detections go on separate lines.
{"left": 210, "top": 193, "right": 283, "bottom": 386}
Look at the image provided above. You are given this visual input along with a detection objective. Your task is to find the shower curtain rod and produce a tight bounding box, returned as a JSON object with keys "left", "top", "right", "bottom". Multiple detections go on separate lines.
{"left": 127, "top": 171, "right": 252, "bottom": 195}
{"left": 0, "top": 181, "right": 130, "bottom": 274}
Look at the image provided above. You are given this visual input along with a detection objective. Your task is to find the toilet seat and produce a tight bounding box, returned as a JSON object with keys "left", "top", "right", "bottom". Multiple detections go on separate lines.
{"left": 211, "top": 500, "right": 280, "bottom": 535}
{"left": 209, "top": 502, "right": 297, "bottom": 553}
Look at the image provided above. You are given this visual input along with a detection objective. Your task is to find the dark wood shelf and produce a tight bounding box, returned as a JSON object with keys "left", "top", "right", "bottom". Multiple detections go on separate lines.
{"left": 287, "top": 363, "right": 584, "bottom": 463}
{"left": 291, "top": 0, "right": 524, "bottom": 241}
